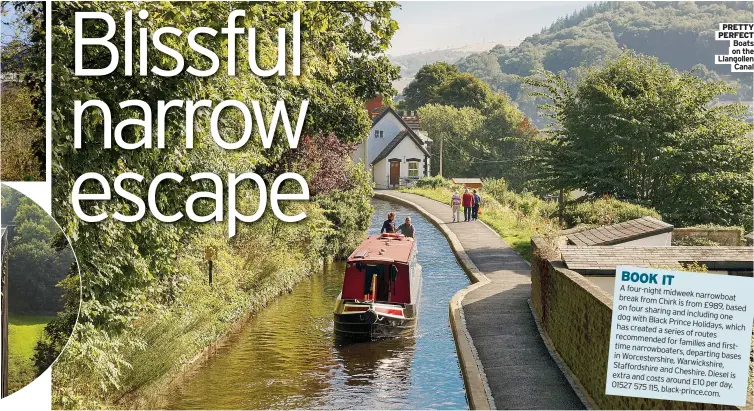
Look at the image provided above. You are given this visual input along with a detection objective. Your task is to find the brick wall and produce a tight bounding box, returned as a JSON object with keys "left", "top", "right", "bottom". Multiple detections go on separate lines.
{"left": 530, "top": 236, "right": 752, "bottom": 410}
{"left": 672, "top": 228, "right": 744, "bottom": 246}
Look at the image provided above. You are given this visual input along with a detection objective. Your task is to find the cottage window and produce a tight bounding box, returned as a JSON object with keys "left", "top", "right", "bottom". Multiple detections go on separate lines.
{"left": 408, "top": 161, "right": 419, "bottom": 177}
{"left": 374, "top": 130, "right": 383, "bottom": 139}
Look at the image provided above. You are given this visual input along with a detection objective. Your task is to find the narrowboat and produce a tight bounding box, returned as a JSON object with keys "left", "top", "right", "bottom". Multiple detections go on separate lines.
{"left": 334, "top": 233, "right": 422, "bottom": 340}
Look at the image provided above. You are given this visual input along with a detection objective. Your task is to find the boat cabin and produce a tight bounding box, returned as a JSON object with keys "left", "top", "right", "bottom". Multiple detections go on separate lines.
{"left": 342, "top": 233, "right": 419, "bottom": 304}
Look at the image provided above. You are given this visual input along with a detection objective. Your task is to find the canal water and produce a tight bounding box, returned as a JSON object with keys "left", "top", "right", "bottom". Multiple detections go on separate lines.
{"left": 164, "top": 199, "right": 469, "bottom": 409}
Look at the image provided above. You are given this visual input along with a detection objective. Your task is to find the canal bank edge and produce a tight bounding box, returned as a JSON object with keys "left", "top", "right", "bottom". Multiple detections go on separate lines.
{"left": 373, "top": 191, "right": 496, "bottom": 410}
{"left": 114, "top": 266, "right": 317, "bottom": 409}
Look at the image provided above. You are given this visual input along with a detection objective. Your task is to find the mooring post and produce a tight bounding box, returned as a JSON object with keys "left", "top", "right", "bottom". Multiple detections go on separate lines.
{"left": 208, "top": 260, "right": 213, "bottom": 287}
{"left": 205, "top": 245, "right": 217, "bottom": 288}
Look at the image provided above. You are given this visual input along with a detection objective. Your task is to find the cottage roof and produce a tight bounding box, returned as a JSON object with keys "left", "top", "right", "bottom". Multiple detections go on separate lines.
{"left": 566, "top": 216, "right": 672, "bottom": 246}
{"left": 371, "top": 129, "right": 430, "bottom": 165}
{"left": 372, "top": 106, "right": 428, "bottom": 136}
{"left": 402, "top": 116, "right": 421, "bottom": 130}
{"left": 561, "top": 246, "right": 753, "bottom": 275}
{"left": 413, "top": 130, "right": 432, "bottom": 143}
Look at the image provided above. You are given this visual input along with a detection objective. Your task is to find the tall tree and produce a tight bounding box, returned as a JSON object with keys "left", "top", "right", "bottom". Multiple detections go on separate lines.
{"left": 437, "top": 73, "right": 492, "bottom": 109}
{"left": 0, "top": 2, "right": 45, "bottom": 180}
{"left": 418, "top": 104, "right": 484, "bottom": 177}
{"left": 526, "top": 52, "right": 753, "bottom": 229}
{"left": 401, "top": 62, "right": 460, "bottom": 110}
{"left": 1, "top": 187, "right": 73, "bottom": 314}
{"left": 35, "top": 0, "right": 400, "bottom": 396}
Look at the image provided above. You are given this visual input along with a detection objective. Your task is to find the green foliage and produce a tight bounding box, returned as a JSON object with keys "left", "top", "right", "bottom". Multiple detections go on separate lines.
{"left": 401, "top": 185, "right": 558, "bottom": 261}
{"left": 455, "top": 2, "right": 754, "bottom": 126}
{"left": 401, "top": 62, "right": 461, "bottom": 110}
{"left": 435, "top": 73, "right": 492, "bottom": 109}
{"left": 0, "top": 2, "right": 45, "bottom": 180}
{"left": 36, "top": 1, "right": 399, "bottom": 405}
{"left": 401, "top": 62, "right": 496, "bottom": 112}
{"left": 402, "top": 61, "right": 541, "bottom": 187}
{"left": 526, "top": 52, "right": 753, "bottom": 230}
{"left": 1, "top": 187, "right": 74, "bottom": 315}
{"left": 7, "top": 315, "right": 55, "bottom": 395}
{"left": 564, "top": 198, "right": 662, "bottom": 227}
{"left": 671, "top": 237, "right": 720, "bottom": 247}
{"left": 417, "top": 104, "right": 484, "bottom": 177}
{"left": 478, "top": 177, "right": 508, "bottom": 199}
{"left": 417, "top": 93, "right": 538, "bottom": 187}
{"left": 313, "top": 164, "right": 374, "bottom": 259}
{"left": 389, "top": 46, "right": 492, "bottom": 94}
{"left": 651, "top": 261, "right": 709, "bottom": 273}
{"left": 0, "top": 86, "right": 44, "bottom": 180}
{"left": 414, "top": 176, "right": 452, "bottom": 189}
{"left": 481, "top": 178, "right": 557, "bottom": 220}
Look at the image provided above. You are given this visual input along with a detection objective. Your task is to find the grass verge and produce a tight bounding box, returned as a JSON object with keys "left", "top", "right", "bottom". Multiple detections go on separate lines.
{"left": 8, "top": 314, "right": 54, "bottom": 394}
{"left": 400, "top": 187, "right": 557, "bottom": 261}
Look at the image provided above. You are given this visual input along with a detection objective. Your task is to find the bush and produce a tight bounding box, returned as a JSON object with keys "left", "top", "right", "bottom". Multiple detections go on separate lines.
{"left": 672, "top": 237, "right": 720, "bottom": 246}
{"left": 415, "top": 175, "right": 451, "bottom": 189}
{"left": 565, "top": 198, "right": 661, "bottom": 227}
{"left": 482, "top": 178, "right": 557, "bottom": 219}
{"left": 482, "top": 178, "right": 508, "bottom": 200}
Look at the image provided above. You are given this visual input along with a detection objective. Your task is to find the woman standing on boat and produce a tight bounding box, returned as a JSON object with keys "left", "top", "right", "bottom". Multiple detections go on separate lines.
{"left": 381, "top": 212, "right": 396, "bottom": 233}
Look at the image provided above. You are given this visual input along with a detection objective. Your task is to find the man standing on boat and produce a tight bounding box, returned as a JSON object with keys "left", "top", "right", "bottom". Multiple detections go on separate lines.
{"left": 397, "top": 217, "right": 415, "bottom": 238}
{"left": 381, "top": 212, "right": 396, "bottom": 233}
{"left": 462, "top": 188, "right": 475, "bottom": 222}
{"left": 450, "top": 191, "right": 461, "bottom": 222}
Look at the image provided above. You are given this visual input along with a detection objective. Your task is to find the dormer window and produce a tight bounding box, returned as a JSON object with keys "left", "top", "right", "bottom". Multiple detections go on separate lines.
{"left": 374, "top": 130, "right": 384, "bottom": 139}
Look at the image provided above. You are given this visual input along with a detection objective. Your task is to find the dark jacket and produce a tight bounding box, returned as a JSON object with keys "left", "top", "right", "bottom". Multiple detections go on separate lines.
{"left": 381, "top": 220, "right": 396, "bottom": 233}
{"left": 473, "top": 193, "right": 482, "bottom": 207}
{"left": 397, "top": 223, "right": 415, "bottom": 238}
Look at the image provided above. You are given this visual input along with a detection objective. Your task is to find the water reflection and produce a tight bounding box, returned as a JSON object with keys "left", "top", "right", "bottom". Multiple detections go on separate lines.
{"left": 164, "top": 199, "right": 468, "bottom": 409}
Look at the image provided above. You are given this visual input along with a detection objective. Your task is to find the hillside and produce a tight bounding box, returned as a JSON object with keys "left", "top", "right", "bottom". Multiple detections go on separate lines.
{"left": 389, "top": 41, "right": 520, "bottom": 93}
{"left": 454, "top": 1, "right": 754, "bottom": 125}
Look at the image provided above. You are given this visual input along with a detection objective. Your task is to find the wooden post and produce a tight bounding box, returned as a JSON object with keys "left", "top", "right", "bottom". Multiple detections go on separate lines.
{"left": 204, "top": 246, "right": 217, "bottom": 288}
{"left": 208, "top": 260, "right": 213, "bottom": 286}
{"left": 439, "top": 135, "right": 443, "bottom": 177}
{"left": 558, "top": 189, "right": 565, "bottom": 226}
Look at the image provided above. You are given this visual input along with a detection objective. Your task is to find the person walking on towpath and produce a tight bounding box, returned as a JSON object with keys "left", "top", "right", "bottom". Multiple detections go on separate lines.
{"left": 472, "top": 190, "right": 482, "bottom": 221}
{"left": 451, "top": 191, "right": 461, "bottom": 222}
{"left": 462, "top": 188, "right": 475, "bottom": 222}
{"left": 397, "top": 216, "right": 415, "bottom": 238}
{"left": 381, "top": 212, "right": 396, "bottom": 233}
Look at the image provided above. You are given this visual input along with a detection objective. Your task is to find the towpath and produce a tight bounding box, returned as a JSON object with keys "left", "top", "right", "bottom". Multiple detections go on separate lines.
{"left": 378, "top": 191, "right": 584, "bottom": 410}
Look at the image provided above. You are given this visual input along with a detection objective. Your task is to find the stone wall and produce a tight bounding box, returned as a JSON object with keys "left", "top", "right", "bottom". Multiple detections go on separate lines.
{"left": 530, "top": 236, "right": 751, "bottom": 410}
{"left": 672, "top": 228, "right": 744, "bottom": 246}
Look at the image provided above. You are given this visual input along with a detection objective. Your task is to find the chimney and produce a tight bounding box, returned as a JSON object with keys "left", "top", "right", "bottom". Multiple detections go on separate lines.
{"left": 365, "top": 95, "right": 384, "bottom": 118}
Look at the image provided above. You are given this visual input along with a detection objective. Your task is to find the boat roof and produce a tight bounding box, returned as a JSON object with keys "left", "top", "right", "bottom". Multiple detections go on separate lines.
{"left": 347, "top": 235, "right": 415, "bottom": 264}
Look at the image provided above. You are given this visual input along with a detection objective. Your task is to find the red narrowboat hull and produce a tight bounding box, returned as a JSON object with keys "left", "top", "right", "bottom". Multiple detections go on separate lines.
{"left": 334, "top": 265, "right": 422, "bottom": 340}
{"left": 335, "top": 233, "right": 422, "bottom": 340}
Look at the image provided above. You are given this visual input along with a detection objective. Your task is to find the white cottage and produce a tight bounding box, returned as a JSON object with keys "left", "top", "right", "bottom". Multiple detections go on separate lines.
{"left": 353, "top": 107, "right": 432, "bottom": 189}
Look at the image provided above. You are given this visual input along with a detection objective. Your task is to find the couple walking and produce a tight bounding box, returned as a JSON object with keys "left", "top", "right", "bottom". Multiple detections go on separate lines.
{"left": 451, "top": 188, "right": 481, "bottom": 222}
